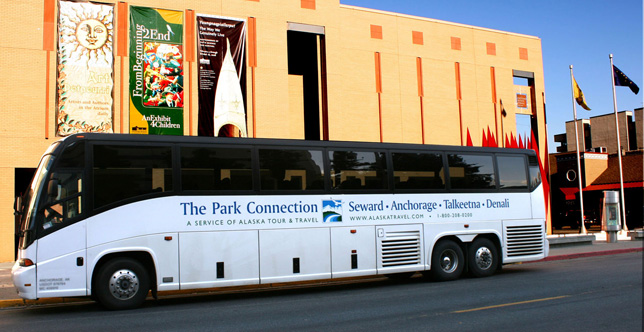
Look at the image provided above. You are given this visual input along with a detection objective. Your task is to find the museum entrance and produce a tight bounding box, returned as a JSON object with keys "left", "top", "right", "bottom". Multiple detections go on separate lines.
{"left": 287, "top": 23, "right": 328, "bottom": 141}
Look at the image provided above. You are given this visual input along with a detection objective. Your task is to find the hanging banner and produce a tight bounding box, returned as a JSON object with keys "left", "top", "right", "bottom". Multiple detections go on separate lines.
{"left": 197, "top": 15, "right": 247, "bottom": 137}
{"left": 129, "top": 6, "right": 183, "bottom": 135}
{"left": 56, "top": 0, "right": 114, "bottom": 136}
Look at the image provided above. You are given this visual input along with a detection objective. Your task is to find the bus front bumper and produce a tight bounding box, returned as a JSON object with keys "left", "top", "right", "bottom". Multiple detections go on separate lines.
{"left": 11, "top": 262, "right": 37, "bottom": 300}
{"left": 544, "top": 238, "right": 550, "bottom": 257}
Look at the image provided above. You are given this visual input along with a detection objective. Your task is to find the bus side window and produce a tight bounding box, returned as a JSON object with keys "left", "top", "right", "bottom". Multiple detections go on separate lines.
{"left": 329, "top": 150, "right": 388, "bottom": 190}
{"left": 258, "top": 149, "right": 324, "bottom": 191}
{"left": 497, "top": 155, "right": 528, "bottom": 190}
{"left": 392, "top": 152, "right": 445, "bottom": 190}
{"left": 180, "top": 146, "right": 253, "bottom": 191}
{"left": 527, "top": 155, "right": 542, "bottom": 190}
{"left": 93, "top": 145, "right": 172, "bottom": 209}
{"left": 447, "top": 154, "right": 495, "bottom": 190}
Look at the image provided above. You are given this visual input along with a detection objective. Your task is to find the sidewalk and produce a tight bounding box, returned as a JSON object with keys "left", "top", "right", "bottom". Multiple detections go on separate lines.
{"left": 544, "top": 233, "right": 642, "bottom": 261}
{"left": 0, "top": 235, "right": 641, "bottom": 309}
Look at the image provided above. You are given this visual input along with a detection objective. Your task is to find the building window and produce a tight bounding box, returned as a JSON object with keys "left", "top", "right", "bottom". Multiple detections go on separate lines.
{"left": 301, "top": 0, "right": 315, "bottom": 10}
{"left": 519, "top": 47, "right": 528, "bottom": 60}
{"left": 451, "top": 37, "right": 461, "bottom": 50}
{"left": 486, "top": 42, "right": 496, "bottom": 55}
{"left": 370, "top": 25, "right": 383, "bottom": 39}
{"left": 412, "top": 31, "right": 423, "bottom": 45}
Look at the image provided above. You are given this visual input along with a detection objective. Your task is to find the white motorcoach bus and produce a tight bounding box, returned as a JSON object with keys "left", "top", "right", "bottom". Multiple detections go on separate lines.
{"left": 12, "top": 133, "right": 548, "bottom": 309}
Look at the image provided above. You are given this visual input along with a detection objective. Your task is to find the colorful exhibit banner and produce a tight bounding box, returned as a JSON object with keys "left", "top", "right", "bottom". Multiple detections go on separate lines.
{"left": 56, "top": 0, "right": 114, "bottom": 136}
{"left": 197, "top": 15, "right": 247, "bottom": 137}
{"left": 129, "top": 6, "right": 184, "bottom": 135}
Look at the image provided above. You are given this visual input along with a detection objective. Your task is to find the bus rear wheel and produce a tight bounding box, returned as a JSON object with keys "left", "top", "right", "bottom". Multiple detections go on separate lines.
{"left": 95, "top": 257, "right": 150, "bottom": 310}
{"left": 468, "top": 238, "right": 498, "bottom": 278}
{"left": 429, "top": 240, "right": 464, "bottom": 281}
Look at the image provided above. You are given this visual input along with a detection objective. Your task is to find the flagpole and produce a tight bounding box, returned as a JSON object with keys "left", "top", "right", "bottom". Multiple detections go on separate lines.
{"left": 569, "top": 65, "right": 587, "bottom": 234}
{"left": 609, "top": 54, "right": 629, "bottom": 233}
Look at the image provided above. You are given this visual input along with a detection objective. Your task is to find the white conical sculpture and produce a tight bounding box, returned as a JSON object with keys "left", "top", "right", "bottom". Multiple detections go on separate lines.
{"left": 213, "top": 38, "right": 248, "bottom": 137}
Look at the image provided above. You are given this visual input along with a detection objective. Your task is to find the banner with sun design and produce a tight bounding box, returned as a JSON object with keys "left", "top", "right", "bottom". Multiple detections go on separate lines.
{"left": 56, "top": 0, "right": 114, "bottom": 136}
{"left": 129, "top": 6, "right": 184, "bottom": 136}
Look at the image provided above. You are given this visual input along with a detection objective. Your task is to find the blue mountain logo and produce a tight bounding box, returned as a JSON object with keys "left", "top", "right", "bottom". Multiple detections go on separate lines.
{"left": 322, "top": 199, "right": 342, "bottom": 222}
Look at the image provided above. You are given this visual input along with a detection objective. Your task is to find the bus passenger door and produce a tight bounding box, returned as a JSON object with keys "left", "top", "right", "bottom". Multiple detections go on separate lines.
{"left": 35, "top": 170, "right": 88, "bottom": 298}
{"left": 36, "top": 223, "right": 87, "bottom": 298}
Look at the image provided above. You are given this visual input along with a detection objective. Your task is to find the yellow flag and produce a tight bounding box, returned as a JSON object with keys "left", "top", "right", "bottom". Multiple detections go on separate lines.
{"left": 573, "top": 76, "right": 591, "bottom": 110}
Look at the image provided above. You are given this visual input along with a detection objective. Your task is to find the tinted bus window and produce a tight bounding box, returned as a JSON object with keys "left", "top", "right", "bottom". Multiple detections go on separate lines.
{"left": 93, "top": 145, "right": 172, "bottom": 208}
{"left": 181, "top": 146, "right": 253, "bottom": 191}
{"left": 497, "top": 155, "right": 528, "bottom": 189}
{"left": 57, "top": 141, "right": 85, "bottom": 168}
{"left": 528, "top": 155, "right": 542, "bottom": 190}
{"left": 39, "top": 141, "right": 85, "bottom": 228}
{"left": 329, "top": 151, "right": 388, "bottom": 190}
{"left": 392, "top": 152, "right": 445, "bottom": 190}
{"left": 259, "top": 149, "right": 324, "bottom": 190}
{"left": 448, "top": 154, "right": 495, "bottom": 189}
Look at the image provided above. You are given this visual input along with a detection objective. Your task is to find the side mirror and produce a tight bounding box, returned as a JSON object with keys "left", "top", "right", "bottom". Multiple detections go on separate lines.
{"left": 47, "top": 178, "right": 60, "bottom": 199}
{"left": 14, "top": 195, "right": 22, "bottom": 216}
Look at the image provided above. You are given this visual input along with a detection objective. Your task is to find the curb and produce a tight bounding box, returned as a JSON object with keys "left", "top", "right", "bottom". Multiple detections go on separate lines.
{"left": 0, "top": 297, "right": 92, "bottom": 309}
{"left": 547, "top": 235, "right": 595, "bottom": 247}
{"left": 532, "top": 247, "right": 643, "bottom": 263}
{"left": 1, "top": 247, "right": 642, "bottom": 309}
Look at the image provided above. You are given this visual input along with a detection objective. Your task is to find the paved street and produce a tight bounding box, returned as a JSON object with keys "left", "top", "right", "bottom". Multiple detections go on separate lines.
{"left": 0, "top": 251, "right": 641, "bottom": 332}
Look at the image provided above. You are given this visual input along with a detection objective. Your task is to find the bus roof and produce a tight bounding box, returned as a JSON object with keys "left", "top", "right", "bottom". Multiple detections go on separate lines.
{"left": 58, "top": 133, "right": 537, "bottom": 156}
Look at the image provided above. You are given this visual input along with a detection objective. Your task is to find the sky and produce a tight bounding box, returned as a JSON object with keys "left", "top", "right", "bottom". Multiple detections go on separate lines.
{"left": 341, "top": 0, "right": 643, "bottom": 153}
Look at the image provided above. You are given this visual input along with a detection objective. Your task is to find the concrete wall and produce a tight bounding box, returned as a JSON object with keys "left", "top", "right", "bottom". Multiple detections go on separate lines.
{"left": 565, "top": 119, "right": 590, "bottom": 152}
{"left": 634, "top": 108, "right": 643, "bottom": 150}
{"left": 590, "top": 111, "right": 633, "bottom": 155}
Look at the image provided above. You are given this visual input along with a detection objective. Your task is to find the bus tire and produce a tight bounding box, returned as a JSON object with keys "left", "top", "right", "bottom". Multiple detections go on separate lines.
{"left": 95, "top": 257, "right": 150, "bottom": 310}
{"left": 429, "top": 240, "right": 464, "bottom": 281}
{"left": 468, "top": 238, "right": 498, "bottom": 278}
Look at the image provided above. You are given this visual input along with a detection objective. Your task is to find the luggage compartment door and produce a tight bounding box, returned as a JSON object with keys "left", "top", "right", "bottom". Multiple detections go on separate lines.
{"left": 376, "top": 224, "right": 424, "bottom": 274}
{"left": 259, "top": 228, "right": 331, "bottom": 283}
{"left": 331, "top": 226, "right": 376, "bottom": 278}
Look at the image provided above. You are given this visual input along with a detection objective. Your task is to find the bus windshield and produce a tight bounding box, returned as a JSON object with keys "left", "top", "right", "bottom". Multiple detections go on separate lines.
{"left": 18, "top": 150, "right": 57, "bottom": 249}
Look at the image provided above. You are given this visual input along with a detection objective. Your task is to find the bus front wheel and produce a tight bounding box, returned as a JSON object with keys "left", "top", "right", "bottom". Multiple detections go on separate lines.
{"left": 429, "top": 240, "right": 464, "bottom": 281}
{"left": 95, "top": 257, "right": 150, "bottom": 310}
{"left": 468, "top": 238, "right": 498, "bottom": 278}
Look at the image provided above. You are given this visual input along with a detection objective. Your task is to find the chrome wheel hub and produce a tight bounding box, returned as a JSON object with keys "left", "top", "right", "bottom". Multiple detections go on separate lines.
{"left": 474, "top": 247, "right": 493, "bottom": 270}
{"left": 109, "top": 269, "right": 139, "bottom": 300}
{"left": 440, "top": 249, "right": 458, "bottom": 273}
